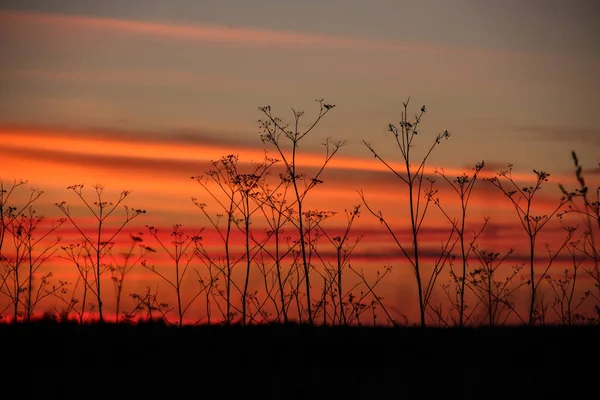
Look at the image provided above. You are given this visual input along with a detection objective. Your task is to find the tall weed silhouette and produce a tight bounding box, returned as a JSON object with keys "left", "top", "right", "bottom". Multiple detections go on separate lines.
{"left": 0, "top": 182, "right": 66, "bottom": 322}
{"left": 56, "top": 184, "right": 145, "bottom": 323}
{"left": 488, "top": 166, "right": 573, "bottom": 325}
{"left": 559, "top": 151, "right": 600, "bottom": 321}
{"left": 360, "top": 98, "right": 451, "bottom": 327}
{"left": 258, "top": 99, "right": 344, "bottom": 324}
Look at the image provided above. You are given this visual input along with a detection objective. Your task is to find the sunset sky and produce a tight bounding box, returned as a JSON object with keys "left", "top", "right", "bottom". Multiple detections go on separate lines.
{"left": 1, "top": 0, "right": 599, "bottom": 324}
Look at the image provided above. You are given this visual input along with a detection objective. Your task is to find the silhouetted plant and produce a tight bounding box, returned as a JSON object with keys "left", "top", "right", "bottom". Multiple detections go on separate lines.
{"left": 254, "top": 178, "right": 292, "bottom": 323}
{"left": 259, "top": 99, "right": 344, "bottom": 324}
{"left": 0, "top": 179, "right": 66, "bottom": 322}
{"left": 0, "top": 204, "right": 66, "bottom": 322}
{"left": 193, "top": 154, "right": 278, "bottom": 324}
{"left": 57, "top": 240, "right": 96, "bottom": 323}
{"left": 142, "top": 224, "right": 202, "bottom": 327}
{"left": 308, "top": 205, "right": 394, "bottom": 326}
{"left": 193, "top": 263, "right": 220, "bottom": 325}
{"left": 348, "top": 264, "right": 395, "bottom": 326}
{"left": 246, "top": 245, "right": 287, "bottom": 324}
{"left": 0, "top": 180, "right": 44, "bottom": 320}
{"left": 301, "top": 208, "right": 338, "bottom": 323}
{"left": 313, "top": 205, "right": 362, "bottom": 325}
{"left": 0, "top": 180, "right": 42, "bottom": 259}
{"left": 465, "top": 247, "right": 527, "bottom": 326}
{"left": 230, "top": 155, "right": 278, "bottom": 325}
{"left": 126, "top": 286, "right": 170, "bottom": 323}
{"left": 108, "top": 232, "right": 154, "bottom": 323}
{"left": 545, "top": 242, "right": 591, "bottom": 325}
{"left": 5, "top": 103, "right": 600, "bottom": 329}
{"left": 55, "top": 184, "right": 145, "bottom": 323}
{"left": 193, "top": 157, "right": 240, "bottom": 324}
{"left": 558, "top": 151, "right": 600, "bottom": 319}
{"left": 487, "top": 165, "right": 572, "bottom": 325}
{"left": 432, "top": 162, "right": 486, "bottom": 327}
{"left": 360, "top": 98, "right": 451, "bottom": 328}
{"left": 254, "top": 174, "right": 311, "bottom": 323}
{"left": 432, "top": 219, "right": 488, "bottom": 326}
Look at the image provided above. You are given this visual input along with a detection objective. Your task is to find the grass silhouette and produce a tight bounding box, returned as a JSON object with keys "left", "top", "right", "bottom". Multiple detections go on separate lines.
{"left": 1, "top": 98, "right": 599, "bottom": 398}
{"left": 2, "top": 99, "right": 599, "bottom": 326}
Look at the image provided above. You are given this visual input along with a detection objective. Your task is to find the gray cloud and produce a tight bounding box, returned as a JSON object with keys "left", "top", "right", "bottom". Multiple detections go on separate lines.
{"left": 511, "top": 124, "right": 600, "bottom": 146}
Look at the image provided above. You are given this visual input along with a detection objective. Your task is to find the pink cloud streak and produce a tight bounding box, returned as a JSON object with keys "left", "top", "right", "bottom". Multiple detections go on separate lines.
{"left": 0, "top": 10, "right": 533, "bottom": 60}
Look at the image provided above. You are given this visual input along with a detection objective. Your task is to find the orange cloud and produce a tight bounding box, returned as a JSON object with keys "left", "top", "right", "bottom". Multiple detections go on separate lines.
{"left": 1, "top": 125, "right": 565, "bottom": 183}
{"left": 1, "top": 123, "right": 582, "bottom": 235}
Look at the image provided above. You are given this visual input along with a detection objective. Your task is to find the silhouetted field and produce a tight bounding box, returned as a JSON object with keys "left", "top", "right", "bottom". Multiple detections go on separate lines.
{"left": 1, "top": 321, "right": 597, "bottom": 399}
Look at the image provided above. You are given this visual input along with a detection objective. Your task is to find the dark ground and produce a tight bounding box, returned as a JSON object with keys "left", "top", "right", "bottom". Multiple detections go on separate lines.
{"left": 1, "top": 320, "right": 598, "bottom": 399}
